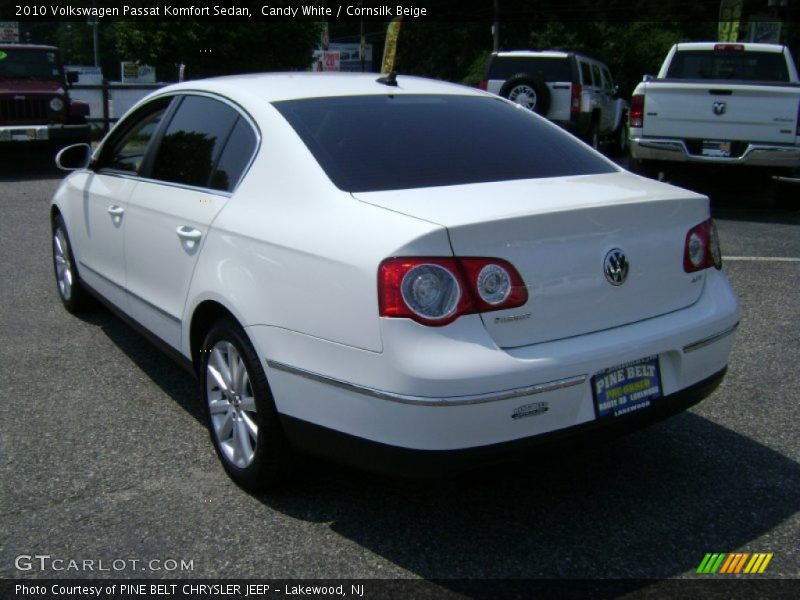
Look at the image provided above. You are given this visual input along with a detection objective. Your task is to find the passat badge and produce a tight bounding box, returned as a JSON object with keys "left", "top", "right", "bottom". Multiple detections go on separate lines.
{"left": 511, "top": 401, "right": 549, "bottom": 420}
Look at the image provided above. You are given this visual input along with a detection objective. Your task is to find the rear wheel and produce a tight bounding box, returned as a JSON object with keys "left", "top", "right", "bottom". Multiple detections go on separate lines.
{"left": 609, "top": 120, "right": 629, "bottom": 156}
{"left": 52, "top": 214, "right": 91, "bottom": 313}
{"left": 587, "top": 120, "right": 600, "bottom": 151}
{"left": 200, "top": 319, "right": 291, "bottom": 490}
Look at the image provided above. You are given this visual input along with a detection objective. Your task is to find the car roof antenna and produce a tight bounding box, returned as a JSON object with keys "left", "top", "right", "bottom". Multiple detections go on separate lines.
{"left": 376, "top": 71, "right": 398, "bottom": 87}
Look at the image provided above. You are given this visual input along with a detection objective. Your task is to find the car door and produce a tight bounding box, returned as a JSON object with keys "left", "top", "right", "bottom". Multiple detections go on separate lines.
{"left": 123, "top": 94, "right": 258, "bottom": 350}
{"left": 66, "top": 98, "right": 172, "bottom": 310}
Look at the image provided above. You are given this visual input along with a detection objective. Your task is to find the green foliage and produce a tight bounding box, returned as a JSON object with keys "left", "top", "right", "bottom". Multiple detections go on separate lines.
{"left": 110, "top": 21, "right": 322, "bottom": 81}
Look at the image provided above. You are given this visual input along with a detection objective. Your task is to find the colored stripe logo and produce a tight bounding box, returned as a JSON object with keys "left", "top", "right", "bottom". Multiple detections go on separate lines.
{"left": 697, "top": 552, "right": 773, "bottom": 574}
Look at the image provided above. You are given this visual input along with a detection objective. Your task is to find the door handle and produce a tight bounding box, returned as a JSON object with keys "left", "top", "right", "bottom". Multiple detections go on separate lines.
{"left": 176, "top": 226, "right": 203, "bottom": 243}
{"left": 107, "top": 205, "right": 124, "bottom": 216}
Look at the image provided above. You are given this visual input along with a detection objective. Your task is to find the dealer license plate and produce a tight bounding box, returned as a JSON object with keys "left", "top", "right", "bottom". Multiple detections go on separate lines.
{"left": 701, "top": 140, "right": 731, "bottom": 158}
{"left": 592, "top": 355, "right": 662, "bottom": 419}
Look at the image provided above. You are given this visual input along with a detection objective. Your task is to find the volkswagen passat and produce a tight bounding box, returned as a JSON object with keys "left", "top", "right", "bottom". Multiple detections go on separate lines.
{"left": 51, "top": 73, "right": 740, "bottom": 488}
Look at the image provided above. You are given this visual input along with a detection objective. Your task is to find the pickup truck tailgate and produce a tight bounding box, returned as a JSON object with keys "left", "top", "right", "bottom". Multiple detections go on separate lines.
{"left": 642, "top": 82, "right": 799, "bottom": 144}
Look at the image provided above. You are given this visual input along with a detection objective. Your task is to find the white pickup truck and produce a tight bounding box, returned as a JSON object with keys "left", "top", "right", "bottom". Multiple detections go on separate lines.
{"left": 629, "top": 42, "right": 800, "bottom": 179}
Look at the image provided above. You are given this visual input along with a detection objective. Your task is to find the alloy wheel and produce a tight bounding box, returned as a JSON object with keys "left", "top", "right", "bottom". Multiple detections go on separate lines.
{"left": 206, "top": 341, "right": 259, "bottom": 468}
{"left": 53, "top": 227, "right": 73, "bottom": 301}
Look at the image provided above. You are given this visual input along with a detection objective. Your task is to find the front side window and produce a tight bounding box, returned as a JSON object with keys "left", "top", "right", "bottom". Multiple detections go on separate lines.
{"left": 98, "top": 98, "right": 170, "bottom": 173}
{"left": 274, "top": 94, "right": 615, "bottom": 193}
{"left": 591, "top": 64, "right": 602, "bottom": 88}
{"left": 580, "top": 61, "right": 593, "bottom": 86}
{"left": 150, "top": 96, "right": 241, "bottom": 189}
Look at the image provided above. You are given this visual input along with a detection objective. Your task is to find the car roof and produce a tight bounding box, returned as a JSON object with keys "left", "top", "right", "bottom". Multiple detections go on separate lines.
{"left": 157, "top": 72, "right": 485, "bottom": 104}
{"left": 0, "top": 44, "right": 58, "bottom": 51}
{"left": 495, "top": 50, "right": 571, "bottom": 59}
{"left": 674, "top": 42, "right": 785, "bottom": 53}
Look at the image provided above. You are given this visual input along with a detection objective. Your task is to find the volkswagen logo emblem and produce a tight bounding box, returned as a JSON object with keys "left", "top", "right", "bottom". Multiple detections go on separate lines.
{"left": 604, "top": 248, "right": 629, "bottom": 286}
{"left": 712, "top": 101, "right": 726, "bottom": 116}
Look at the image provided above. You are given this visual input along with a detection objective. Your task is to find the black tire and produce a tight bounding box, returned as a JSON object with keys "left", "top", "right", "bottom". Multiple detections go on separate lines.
{"left": 609, "top": 119, "right": 629, "bottom": 157}
{"left": 200, "top": 318, "right": 292, "bottom": 490}
{"left": 587, "top": 119, "right": 600, "bottom": 151}
{"left": 499, "top": 76, "right": 551, "bottom": 115}
{"left": 52, "top": 214, "right": 92, "bottom": 313}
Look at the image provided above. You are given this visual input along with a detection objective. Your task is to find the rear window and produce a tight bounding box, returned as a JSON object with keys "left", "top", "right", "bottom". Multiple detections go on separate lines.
{"left": 487, "top": 56, "right": 572, "bottom": 81}
{"left": 665, "top": 50, "right": 790, "bottom": 82}
{"left": 273, "top": 94, "right": 615, "bottom": 193}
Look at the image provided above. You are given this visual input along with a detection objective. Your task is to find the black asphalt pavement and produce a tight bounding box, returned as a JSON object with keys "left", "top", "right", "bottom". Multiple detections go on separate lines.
{"left": 0, "top": 162, "right": 798, "bottom": 587}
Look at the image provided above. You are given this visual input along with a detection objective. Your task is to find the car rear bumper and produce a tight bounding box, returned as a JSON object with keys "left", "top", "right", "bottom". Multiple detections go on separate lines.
{"left": 279, "top": 367, "right": 727, "bottom": 477}
{"left": 250, "top": 268, "right": 739, "bottom": 467}
{"left": 630, "top": 136, "right": 800, "bottom": 168}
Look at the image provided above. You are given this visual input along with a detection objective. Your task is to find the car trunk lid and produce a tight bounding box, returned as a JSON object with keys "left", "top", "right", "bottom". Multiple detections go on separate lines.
{"left": 354, "top": 172, "right": 709, "bottom": 348}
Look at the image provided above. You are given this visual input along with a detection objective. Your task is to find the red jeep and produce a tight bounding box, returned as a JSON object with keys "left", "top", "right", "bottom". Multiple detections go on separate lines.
{"left": 0, "top": 44, "right": 90, "bottom": 158}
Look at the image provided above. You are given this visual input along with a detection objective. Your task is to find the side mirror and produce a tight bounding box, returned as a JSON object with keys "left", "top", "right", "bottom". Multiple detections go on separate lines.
{"left": 55, "top": 143, "right": 92, "bottom": 171}
{"left": 66, "top": 71, "right": 79, "bottom": 86}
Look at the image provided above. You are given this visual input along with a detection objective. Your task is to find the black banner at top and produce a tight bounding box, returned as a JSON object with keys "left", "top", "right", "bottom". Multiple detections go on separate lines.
{"left": 2, "top": 0, "right": 733, "bottom": 23}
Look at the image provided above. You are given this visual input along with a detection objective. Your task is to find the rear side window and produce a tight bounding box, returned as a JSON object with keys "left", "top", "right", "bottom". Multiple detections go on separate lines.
{"left": 591, "top": 64, "right": 602, "bottom": 88}
{"left": 151, "top": 96, "right": 240, "bottom": 188}
{"left": 273, "top": 94, "right": 615, "bottom": 193}
{"left": 488, "top": 57, "right": 572, "bottom": 81}
{"left": 209, "top": 117, "right": 258, "bottom": 192}
{"left": 665, "top": 50, "right": 790, "bottom": 82}
{"left": 580, "top": 61, "right": 593, "bottom": 86}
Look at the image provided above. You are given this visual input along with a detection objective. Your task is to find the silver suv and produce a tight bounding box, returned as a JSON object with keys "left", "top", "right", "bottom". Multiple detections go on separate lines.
{"left": 481, "top": 50, "right": 629, "bottom": 154}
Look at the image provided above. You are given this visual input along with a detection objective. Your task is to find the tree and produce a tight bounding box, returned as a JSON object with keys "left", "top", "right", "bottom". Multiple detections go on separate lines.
{"left": 110, "top": 21, "right": 323, "bottom": 81}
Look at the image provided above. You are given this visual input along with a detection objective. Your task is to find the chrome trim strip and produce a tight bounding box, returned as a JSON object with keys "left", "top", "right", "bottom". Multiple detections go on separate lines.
{"left": 78, "top": 261, "right": 182, "bottom": 324}
{"left": 266, "top": 360, "right": 587, "bottom": 406}
{"left": 683, "top": 322, "right": 739, "bottom": 354}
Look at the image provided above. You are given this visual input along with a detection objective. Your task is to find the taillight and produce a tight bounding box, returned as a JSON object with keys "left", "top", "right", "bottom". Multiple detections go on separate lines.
{"left": 570, "top": 83, "right": 582, "bottom": 113}
{"left": 683, "top": 219, "right": 722, "bottom": 273}
{"left": 630, "top": 94, "right": 644, "bottom": 128}
{"left": 478, "top": 80, "right": 488, "bottom": 91}
{"left": 796, "top": 100, "right": 800, "bottom": 136}
{"left": 714, "top": 44, "right": 744, "bottom": 52}
{"left": 378, "top": 257, "right": 528, "bottom": 326}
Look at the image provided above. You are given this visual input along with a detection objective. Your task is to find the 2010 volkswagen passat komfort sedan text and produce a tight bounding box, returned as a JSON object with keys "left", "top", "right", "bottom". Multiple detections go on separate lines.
{"left": 51, "top": 73, "right": 740, "bottom": 489}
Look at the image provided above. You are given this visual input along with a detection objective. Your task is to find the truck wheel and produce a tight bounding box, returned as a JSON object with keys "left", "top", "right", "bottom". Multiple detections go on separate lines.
{"left": 500, "top": 77, "right": 551, "bottom": 115}
{"left": 587, "top": 121, "right": 601, "bottom": 151}
{"left": 609, "top": 121, "right": 629, "bottom": 156}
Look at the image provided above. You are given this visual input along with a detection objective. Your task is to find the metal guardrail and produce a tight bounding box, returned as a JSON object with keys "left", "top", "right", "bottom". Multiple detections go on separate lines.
{"left": 71, "top": 82, "right": 166, "bottom": 133}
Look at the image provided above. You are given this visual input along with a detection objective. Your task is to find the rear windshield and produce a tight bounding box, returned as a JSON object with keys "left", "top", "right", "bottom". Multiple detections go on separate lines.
{"left": 487, "top": 56, "right": 572, "bottom": 81}
{"left": 272, "top": 94, "right": 615, "bottom": 193}
{"left": 665, "top": 50, "right": 790, "bottom": 82}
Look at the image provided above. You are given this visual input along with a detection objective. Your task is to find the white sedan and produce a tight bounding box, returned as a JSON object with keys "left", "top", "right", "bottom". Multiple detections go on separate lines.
{"left": 51, "top": 73, "right": 740, "bottom": 488}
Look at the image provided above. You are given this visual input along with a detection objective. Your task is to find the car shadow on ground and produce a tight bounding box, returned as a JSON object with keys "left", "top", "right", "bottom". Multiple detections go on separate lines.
{"left": 75, "top": 307, "right": 204, "bottom": 425}
{"left": 251, "top": 411, "right": 799, "bottom": 583}
{"left": 81, "top": 300, "right": 799, "bottom": 584}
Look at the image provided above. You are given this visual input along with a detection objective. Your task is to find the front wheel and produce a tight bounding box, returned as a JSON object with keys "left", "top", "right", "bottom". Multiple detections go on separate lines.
{"left": 200, "top": 319, "right": 291, "bottom": 490}
{"left": 52, "top": 214, "right": 91, "bottom": 313}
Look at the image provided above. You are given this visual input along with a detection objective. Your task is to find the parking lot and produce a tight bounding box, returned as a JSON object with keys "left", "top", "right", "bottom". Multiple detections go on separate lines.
{"left": 1, "top": 163, "right": 798, "bottom": 586}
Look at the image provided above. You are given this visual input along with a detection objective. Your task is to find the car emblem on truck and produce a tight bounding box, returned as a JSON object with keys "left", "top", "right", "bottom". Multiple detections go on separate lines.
{"left": 712, "top": 101, "right": 727, "bottom": 116}
{"left": 604, "top": 249, "right": 629, "bottom": 286}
